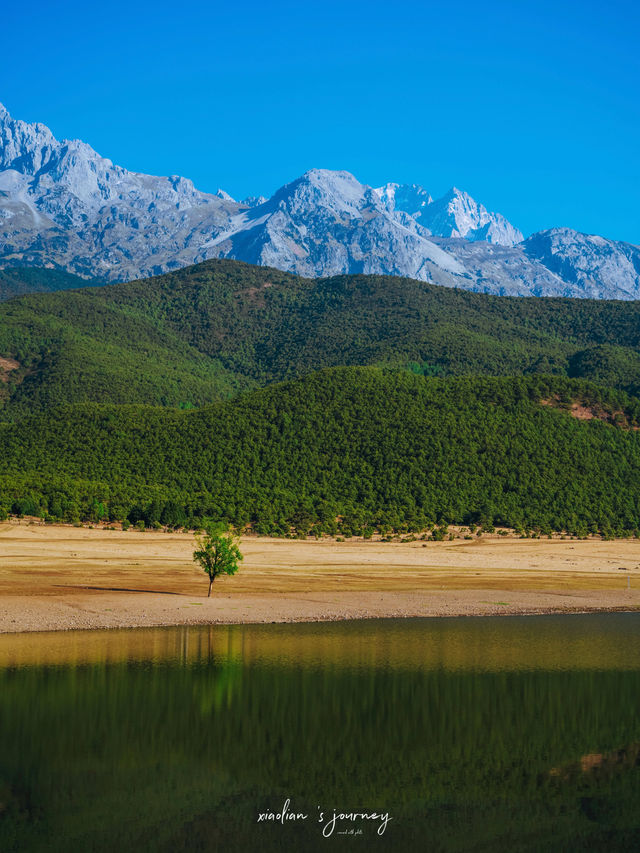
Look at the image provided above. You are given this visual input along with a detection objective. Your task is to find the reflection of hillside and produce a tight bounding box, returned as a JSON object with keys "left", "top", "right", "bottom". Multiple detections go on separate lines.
{"left": 2, "top": 615, "right": 640, "bottom": 672}
{"left": 1, "top": 638, "right": 640, "bottom": 852}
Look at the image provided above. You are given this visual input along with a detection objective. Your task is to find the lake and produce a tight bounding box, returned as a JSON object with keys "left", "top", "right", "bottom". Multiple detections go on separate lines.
{"left": 1, "top": 614, "right": 639, "bottom": 852}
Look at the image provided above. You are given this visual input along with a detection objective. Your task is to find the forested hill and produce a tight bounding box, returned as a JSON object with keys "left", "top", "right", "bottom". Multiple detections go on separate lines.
{"left": 2, "top": 369, "right": 640, "bottom": 536}
{"left": 0, "top": 267, "right": 99, "bottom": 301}
{"left": 3, "top": 259, "right": 640, "bottom": 416}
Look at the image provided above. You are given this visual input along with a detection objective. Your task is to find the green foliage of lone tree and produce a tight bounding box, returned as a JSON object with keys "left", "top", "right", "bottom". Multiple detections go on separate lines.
{"left": 193, "top": 528, "right": 243, "bottom": 597}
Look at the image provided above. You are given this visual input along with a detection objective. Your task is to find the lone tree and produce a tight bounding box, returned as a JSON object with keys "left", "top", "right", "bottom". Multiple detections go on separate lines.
{"left": 193, "top": 527, "right": 243, "bottom": 597}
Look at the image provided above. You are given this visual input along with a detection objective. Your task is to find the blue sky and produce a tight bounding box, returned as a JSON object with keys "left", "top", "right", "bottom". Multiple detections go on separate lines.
{"left": 2, "top": 0, "right": 639, "bottom": 242}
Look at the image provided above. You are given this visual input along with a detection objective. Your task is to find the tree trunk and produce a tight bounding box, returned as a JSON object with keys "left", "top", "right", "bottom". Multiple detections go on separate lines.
{"left": 208, "top": 577, "right": 213, "bottom": 597}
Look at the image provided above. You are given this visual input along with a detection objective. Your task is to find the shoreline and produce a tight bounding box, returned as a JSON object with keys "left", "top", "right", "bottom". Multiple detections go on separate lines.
{"left": 1, "top": 522, "right": 639, "bottom": 634}
{"left": 1, "top": 595, "right": 639, "bottom": 636}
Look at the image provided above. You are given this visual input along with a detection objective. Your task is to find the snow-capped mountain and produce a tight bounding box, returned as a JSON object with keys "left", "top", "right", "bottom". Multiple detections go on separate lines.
{"left": 374, "top": 182, "right": 433, "bottom": 219}
{"left": 205, "top": 169, "right": 468, "bottom": 282}
{"left": 375, "top": 183, "right": 523, "bottom": 247}
{"left": 0, "top": 101, "right": 639, "bottom": 299}
{"left": 417, "top": 187, "right": 524, "bottom": 246}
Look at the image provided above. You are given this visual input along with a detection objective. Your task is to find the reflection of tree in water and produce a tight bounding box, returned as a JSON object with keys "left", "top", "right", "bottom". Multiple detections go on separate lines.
{"left": 194, "top": 660, "right": 243, "bottom": 715}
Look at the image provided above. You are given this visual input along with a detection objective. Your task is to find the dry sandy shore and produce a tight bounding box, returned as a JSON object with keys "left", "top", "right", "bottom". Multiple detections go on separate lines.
{"left": 1, "top": 522, "right": 639, "bottom": 633}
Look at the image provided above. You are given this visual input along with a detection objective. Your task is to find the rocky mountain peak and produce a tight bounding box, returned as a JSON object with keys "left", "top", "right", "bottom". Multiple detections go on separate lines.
{"left": 416, "top": 186, "right": 524, "bottom": 246}
{"left": 374, "top": 182, "right": 434, "bottom": 217}
{"left": 0, "top": 103, "right": 637, "bottom": 299}
{"left": 522, "top": 227, "right": 640, "bottom": 298}
{"left": 373, "top": 181, "right": 521, "bottom": 247}
{"left": 242, "top": 195, "right": 268, "bottom": 208}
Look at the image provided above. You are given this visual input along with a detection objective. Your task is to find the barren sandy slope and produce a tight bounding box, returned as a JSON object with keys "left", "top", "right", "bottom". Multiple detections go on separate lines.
{"left": 0, "top": 522, "right": 639, "bottom": 633}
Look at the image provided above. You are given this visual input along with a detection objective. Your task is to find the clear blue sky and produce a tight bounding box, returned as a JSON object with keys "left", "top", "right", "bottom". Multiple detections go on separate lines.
{"left": 2, "top": 0, "right": 639, "bottom": 242}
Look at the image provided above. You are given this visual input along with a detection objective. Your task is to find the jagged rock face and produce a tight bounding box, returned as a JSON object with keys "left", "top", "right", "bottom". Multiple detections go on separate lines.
{"left": 0, "top": 102, "right": 241, "bottom": 280}
{"left": 0, "top": 102, "right": 639, "bottom": 299}
{"left": 374, "top": 182, "right": 433, "bottom": 218}
{"left": 416, "top": 188, "right": 524, "bottom": 246}
{"left": 375, "top": 183, "right": 522, "bottom": 248}
{"left": 241, "top": 195, "right": 268, "bottom": 208}
{"left": 522, "top": 228, "right": 640, "bottom": 299}
{"left": 209, "top": 170, "right": 467, "bottom": 281}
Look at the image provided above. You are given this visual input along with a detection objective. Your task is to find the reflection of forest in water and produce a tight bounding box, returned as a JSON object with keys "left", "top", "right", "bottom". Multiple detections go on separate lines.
{"left": 1, "top": 615, "right": 640, "bottom": 852}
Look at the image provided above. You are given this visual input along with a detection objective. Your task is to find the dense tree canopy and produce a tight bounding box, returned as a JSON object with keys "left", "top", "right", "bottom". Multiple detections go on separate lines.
{"left": 3, "top": 259, "right": 640, "bottom": 417}
{"left": 2, "top": 261, "right": 640, "bottom": 537}
{"left": 1, "top": 368, "right": 640, "bottom": 537}
{"left": 0, "top": 267, "right": 98, "bottom": 302}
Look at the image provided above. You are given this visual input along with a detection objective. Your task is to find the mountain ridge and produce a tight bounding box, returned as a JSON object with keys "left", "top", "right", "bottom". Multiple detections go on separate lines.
{"left": 1, "top": 102, "right": 639, "bottom": 298}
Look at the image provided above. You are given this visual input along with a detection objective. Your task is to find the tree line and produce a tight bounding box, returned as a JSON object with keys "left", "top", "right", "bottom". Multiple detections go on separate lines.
{"left": 2, "top": 368, "right": 640, "bottom": 538}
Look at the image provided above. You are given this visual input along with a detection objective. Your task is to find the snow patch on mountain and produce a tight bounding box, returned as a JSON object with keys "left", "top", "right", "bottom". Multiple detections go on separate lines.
{"left": 374, "top": 182, "right": 433, "bottom": 217}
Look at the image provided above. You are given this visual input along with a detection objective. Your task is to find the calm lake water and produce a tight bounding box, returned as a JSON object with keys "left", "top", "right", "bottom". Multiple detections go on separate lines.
{"left": 1, "top": 615, "right": 640, "bottom": 852}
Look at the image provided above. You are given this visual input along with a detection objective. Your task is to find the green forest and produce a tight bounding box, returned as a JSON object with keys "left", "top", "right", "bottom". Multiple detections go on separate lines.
{"left": 0, "top": 267, "right": 98, "bottom": 302}
{"left": 1, "top": 367, "right": 640, "bottom": 537}
{"left": 3, "top": 259, "right": 640, "bottom": 417}
{"left": 2, "top": 260, "right": 640, "bottom": 535}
